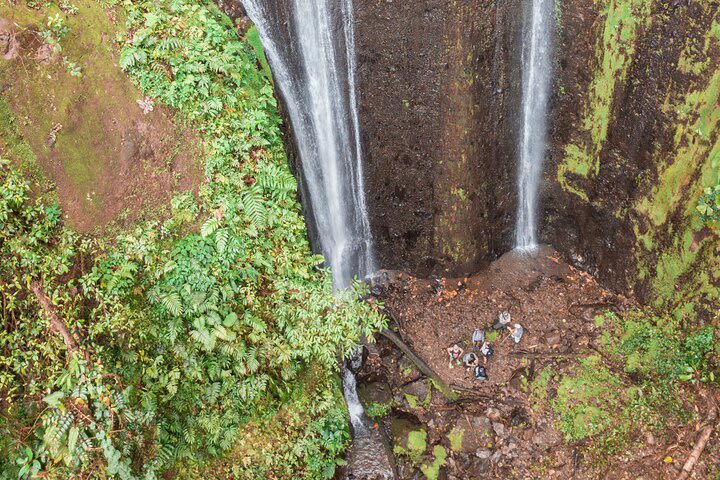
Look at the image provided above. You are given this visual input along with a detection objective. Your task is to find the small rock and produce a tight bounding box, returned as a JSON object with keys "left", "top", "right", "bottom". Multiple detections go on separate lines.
{"left": 448, "top": 416, "right": 493, "bottom": 453}
{"left": 137, "top": 96, "right": 155, "bottom": 114}
{"left": 359, "top": 380, "right": 393, "bottom": 406}
{"left": 402, "top": 378, "right": 429, "bottom": 400}
{"left": 398, "top": 355, "right": 422, "bottom": 383}
{"left": 485, "top": 407, "right": 501, "bottom": 422}
{"left": 492, "top": 422, "right": 505, "bottom": 437}
{"left": 475, "top": 449, "right": 491, "bottom": 459}
{"left": 545, "top": 332, "right": 562, "bottom": 348}
{"left": 531, "top": 428, "right": 561, "bottom": 449}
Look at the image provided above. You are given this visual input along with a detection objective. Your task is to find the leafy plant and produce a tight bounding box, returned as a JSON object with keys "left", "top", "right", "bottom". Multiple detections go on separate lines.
{"left": 41, "top": 13, "right": 69, "bottom": 53}
{"left": 697, "top": 184, "right": 720, "bottom": 224}
{"left": 0, "top": 0, "right": 386, "bottom": 477}
{"left": 600, "top": 310, "right": 717, "bottom": 384}
{"left": 393, "top": 429, "right": 447, "bottom": 480}
{"left": 366, "top": 401, "right": 392, "bottom": 419}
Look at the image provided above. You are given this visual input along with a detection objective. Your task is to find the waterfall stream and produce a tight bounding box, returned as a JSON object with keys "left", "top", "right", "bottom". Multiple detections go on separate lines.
{"left": 242, "top": 0, "right": 375, "bottom": 290}
{"left": 342, "top": 357, "right": 394, "bottom": 479}
{"left": 516, "top": 0, "right": 554, "bottom": 250}
{"left": 242, "top": 1, "right": 393, "bottom": 477}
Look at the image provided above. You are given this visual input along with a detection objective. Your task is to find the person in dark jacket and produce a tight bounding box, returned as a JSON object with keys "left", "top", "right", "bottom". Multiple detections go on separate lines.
{"left": 474, "top": 365, "right": 488, "bottom": 381}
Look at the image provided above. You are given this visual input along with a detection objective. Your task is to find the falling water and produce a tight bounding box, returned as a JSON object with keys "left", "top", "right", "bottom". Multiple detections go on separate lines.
{"left": 243, "top": 0, "right": 375, "bottom": 289}
{"left": 516, "top": 0, "right": 554, "bottom": 250}
{"left": 342, "top": 356, "right": 395, "bottom": 479}
{"left": 243, "top": 2, "right": 392, "bottom": 476}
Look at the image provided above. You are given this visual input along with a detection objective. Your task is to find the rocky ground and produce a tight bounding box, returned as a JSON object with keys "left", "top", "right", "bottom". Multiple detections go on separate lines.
{"left": 347, "top": 247, "right": 718, "bottom": 480}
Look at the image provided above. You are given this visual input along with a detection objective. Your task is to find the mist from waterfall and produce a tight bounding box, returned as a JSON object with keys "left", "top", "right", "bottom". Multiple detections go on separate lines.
{"left": 243, "top": 0, "right": 375, "bottom": 289}
{"left": 516, "top": 0, "right": 554, "bottom": 250}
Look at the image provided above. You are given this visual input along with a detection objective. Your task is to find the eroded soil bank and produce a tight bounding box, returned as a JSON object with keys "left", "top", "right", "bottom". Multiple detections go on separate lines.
{"left": 348, "top": 248, "right": 718, "bottom": 479}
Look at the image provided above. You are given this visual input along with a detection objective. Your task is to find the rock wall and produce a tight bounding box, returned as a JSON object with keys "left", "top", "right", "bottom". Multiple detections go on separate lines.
{"left": 546, "top": 0, "right": 720, "bottom": 317}
{"left": 356, "top": 0, "right": 720, "bottom": 316}
{"left": 232, "top": 0, "right": 720, "bottom": 316}
{"left": 355, "top": 0, "right": 524, "bottom": 278}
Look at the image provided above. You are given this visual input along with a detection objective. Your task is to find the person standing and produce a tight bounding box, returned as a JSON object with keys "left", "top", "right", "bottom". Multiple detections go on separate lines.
{"left": 447, "top": 343, "right": 464, "bottom": 369}
{"left": 493, "top": 310, "right": 511, "bottom": 330}
{"left": 480, "top": 341, "right": 494, "bottom": 364}
{"left": 471, "top": 329, "right": 485, "bottom": 349}
{"left": 507, "top": 324, "right": 524, "bottom": 344}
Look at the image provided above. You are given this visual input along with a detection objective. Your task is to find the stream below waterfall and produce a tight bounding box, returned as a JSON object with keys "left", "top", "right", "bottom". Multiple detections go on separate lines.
{"left": 342, "top": 362, "right": 395, "bottom": 480}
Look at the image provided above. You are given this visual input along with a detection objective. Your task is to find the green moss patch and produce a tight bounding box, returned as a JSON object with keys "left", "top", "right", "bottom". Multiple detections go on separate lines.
{"left": 0, "top": 1, "right": 201, "bottom": 231}
{"left": 632, "top": 21, "right": 720, "bottom": 311}
{"left": 558, "top": 0, "right": 650, "bottom": 197}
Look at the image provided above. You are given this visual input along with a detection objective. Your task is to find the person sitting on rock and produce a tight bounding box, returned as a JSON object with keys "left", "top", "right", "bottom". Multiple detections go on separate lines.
{"left": 463, "top": 352, "right": 479, "bottom": 371}
{"left": 507, "top": 323, "right": 524, "bottom": 344}
{"left": 471, "top": 328, "right": 485, "bottom": 349}
{"left": 480, "top": 341, "right": 494, "bottom": 364}
{"left": 493, "top": 310, "right": 511, "bottom": 330}
{"left": 474, "top": 365, "right": 488, "bottom": 381}
{"left": 447, "top": 343, "right": 464, "bottom": 369}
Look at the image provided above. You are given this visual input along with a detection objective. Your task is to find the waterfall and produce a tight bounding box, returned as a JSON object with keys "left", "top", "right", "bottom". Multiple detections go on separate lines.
{"left": 516, "top": 0, "right": 554, "bottom": 250}
{"left": 243, "top": 0, "right": 375, "bottom": 289}
{"left": 342, "top": 365, "right": 366, "bottom": 433}
{"left": 342, "top": 357, "right": 395, "bottom": 479}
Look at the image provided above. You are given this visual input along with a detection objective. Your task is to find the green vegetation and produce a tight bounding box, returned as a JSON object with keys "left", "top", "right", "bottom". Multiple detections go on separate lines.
{"left": 600, "top": 310, "right": 717, "bottom": 384}
{"left": 0, "top": 0, "right": 385, "bottom": 478}
{"left": 420, "top": 445, "right": 447, "bottom": 480}
{"left": 0, "top": 0, "right": 200, "bottom": 228}
{"left": 393, "top": 429, "right": 446, "bottom": 480}
{"left": 551, "top": 355, "right": 629, "bottom": 444}
{"left": 366, "top": 401, "right": 393, "bottom": 419}
{"left": 697, "top": 184, "right": 720, "bottom": 225}
{"left": 446, "top": 427, "right": 464, "bottom": 451}
{"left": 532, "top": 309, "right": 717, "bottom": 464}
{"left": 554, "top": 0, "right": 720, "bottom": 316}
{"left": 634, "top": 58, "right": 720, "bottom": 313}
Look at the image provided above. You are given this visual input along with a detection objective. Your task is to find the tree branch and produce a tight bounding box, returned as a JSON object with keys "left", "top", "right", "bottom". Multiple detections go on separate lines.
{"left": 31, "top": 281, "right": 84, "bottom": 359}
{"left": 379, "top": 329, "right": 456, "bottom": 401}
{"left": 677, "top": 389, "right": 717, "bottom": 480}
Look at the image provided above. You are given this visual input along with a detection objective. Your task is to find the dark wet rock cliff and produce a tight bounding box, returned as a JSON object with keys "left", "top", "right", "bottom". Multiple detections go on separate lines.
{"left": 355, "top": 0, "right": 523, "bottom": 278}
{"left": 233, "top": 0, "right": 720, "bottom": 316}
{"left": 545, "top": 0, "right": 720, "bottom": 316}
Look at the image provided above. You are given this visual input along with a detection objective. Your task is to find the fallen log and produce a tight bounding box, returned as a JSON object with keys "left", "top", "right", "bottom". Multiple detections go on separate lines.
{"left": 508, "top": 350, "right": 583, "bottom": 358}
{"left": 379, "top": 329, "right": 456, "bottom": 401}
{"left": 677, "top": 389, "right": 717, "bottom": 480}
{"left": 31, "top": 280, "right": 88, "bottom": 362}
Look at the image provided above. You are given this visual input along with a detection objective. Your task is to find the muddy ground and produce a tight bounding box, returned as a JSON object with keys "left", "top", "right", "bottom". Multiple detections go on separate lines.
{"left": 0, "top": 3, "right": 203, "bottom": 232}
{"left": 350, "top": 247, "right": 718, "bottom": 479}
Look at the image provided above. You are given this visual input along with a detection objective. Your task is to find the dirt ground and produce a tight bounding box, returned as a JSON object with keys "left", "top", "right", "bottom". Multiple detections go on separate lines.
{"left": 383, "top": 246, "right": 619, "bottom": 391}
{"left": 0, "top": 2, "right": 203, "bottom": 232}
{"left": 353, "top": 247, "right": 719, "bottom": 480}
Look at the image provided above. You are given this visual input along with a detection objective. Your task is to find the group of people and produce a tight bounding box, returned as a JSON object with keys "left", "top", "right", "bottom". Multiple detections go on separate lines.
{"left": 446, "top": 311, "right": 524, "bottom": 382}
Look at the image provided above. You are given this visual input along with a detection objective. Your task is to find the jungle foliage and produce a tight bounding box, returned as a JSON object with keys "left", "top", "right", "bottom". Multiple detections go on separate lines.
{"left": 531, "top": 309, "right": 717, "bottom": 464}
{"left": 0, "top": 0, "right": 385, "bottom": 478}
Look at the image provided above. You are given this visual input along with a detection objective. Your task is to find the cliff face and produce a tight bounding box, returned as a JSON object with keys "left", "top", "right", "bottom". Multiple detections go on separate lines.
{"left": 234, "top": 0, "right": 720, "bottom": 316}
{"left": 355, "top": 0, "right": 523, "bottom": 278}
{"left": 355, "top": 0, "right": 719, "bottom": 316}
{"left": 546, "top": 0, "right": 720, "bottom": 317}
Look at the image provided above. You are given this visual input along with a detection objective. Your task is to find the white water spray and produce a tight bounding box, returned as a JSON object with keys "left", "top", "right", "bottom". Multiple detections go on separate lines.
{"left": 243, "top": 0, "right": 375, "bottom": 289}
{"left": 342, "top": 358, "right": 394, "bottom": 479}
{"left": 516, "top": 0, "right": 554, "bottom": 250}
